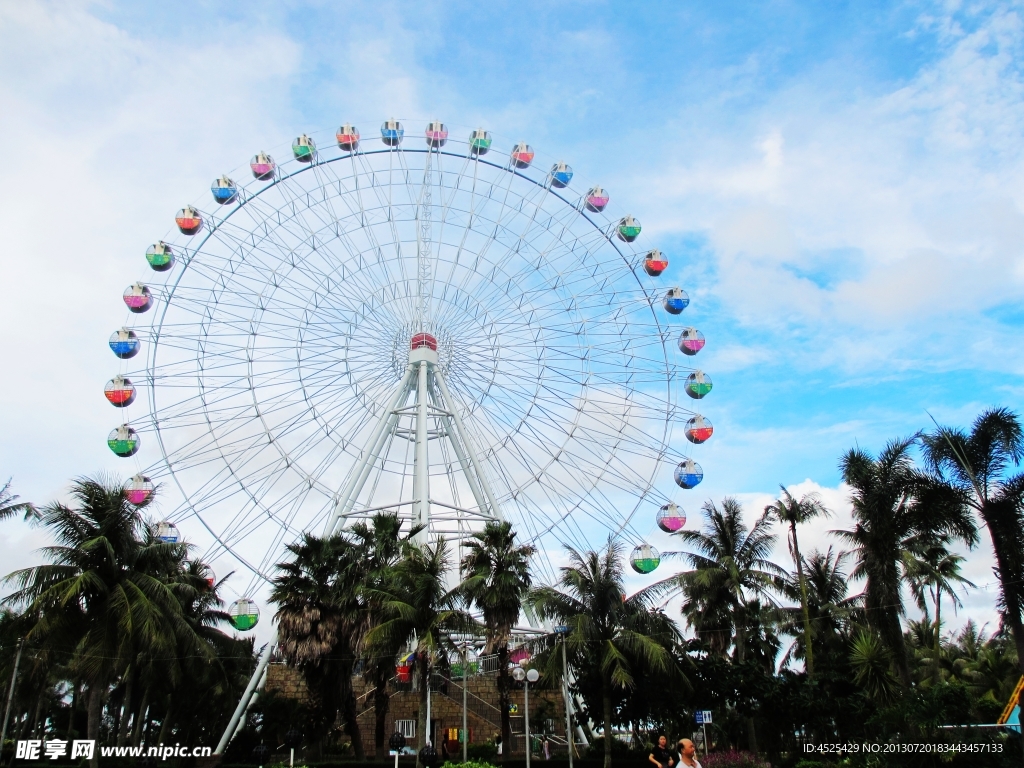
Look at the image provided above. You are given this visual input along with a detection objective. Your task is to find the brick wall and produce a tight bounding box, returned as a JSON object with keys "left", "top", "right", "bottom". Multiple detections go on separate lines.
{"left": 265, "top": 663, "right": 566, "bottom": 757}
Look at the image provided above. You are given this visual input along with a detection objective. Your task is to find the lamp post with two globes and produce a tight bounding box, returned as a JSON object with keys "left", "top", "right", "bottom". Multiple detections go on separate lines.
{"left": 512, "top": 666, "right": 540, "bottom": 768}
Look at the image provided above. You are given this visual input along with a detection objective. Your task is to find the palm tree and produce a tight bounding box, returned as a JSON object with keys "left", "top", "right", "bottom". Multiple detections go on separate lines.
{"left": 270, "top": 533, "right": 365, "bottom": 757}
{"left": 349, "top": 513, "right": 415, "bottom": 760}
{"left": 530, "top": 538, "right": 678, "bottom": 768}
{"left": 762, "top": 486, "right": 830, "bottom": 676}
{"left": 902, "top": 531, "right": 975, "bottom": 683}
{"left": 667, "top": 497, "right": 785, "bottom": 753}
{"left": 460, "top": 521, "right": 535, "bottom": 760}
{"left": 922, "top": 407, "right": 1024, "bottom": 672}
{"left": 0, "top": 478, "right": 37, "bottom": 522}
{"left": 365, "top": 538, "right": 477, "bottom": 764}
{"left": 2, "top": 475, "right": 200, "bottom": 768}
{"left": 836, "top": 438, "right": 975, "bottom": 687}
{"left": 778, "top": 548, "right": 860, "bottom": 671}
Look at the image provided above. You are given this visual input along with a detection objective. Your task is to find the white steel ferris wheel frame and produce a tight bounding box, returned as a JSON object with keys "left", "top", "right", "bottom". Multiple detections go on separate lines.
{"left": 109, "top": 123, "right": 712, "bottom": 753}
{"left": 129, "top": 139, "right": 704, "bottom": 586}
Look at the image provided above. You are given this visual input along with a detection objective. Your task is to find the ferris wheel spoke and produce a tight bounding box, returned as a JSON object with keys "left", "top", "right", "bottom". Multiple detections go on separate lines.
{"left": 125, "top": 130, "right": 706, "bottom": 597}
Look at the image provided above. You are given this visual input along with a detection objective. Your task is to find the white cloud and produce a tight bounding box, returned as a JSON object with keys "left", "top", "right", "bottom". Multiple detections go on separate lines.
{"left": 626, "top": 4, "right": 1024, "bottom": 375}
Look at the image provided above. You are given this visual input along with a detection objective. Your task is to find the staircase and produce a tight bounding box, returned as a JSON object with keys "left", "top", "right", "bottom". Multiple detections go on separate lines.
{"left": 434, "top": 677, "right": 503, "bottom": 731}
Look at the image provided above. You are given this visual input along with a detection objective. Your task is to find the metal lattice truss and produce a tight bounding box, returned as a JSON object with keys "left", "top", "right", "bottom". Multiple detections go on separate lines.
{"left": 114, "top": 127, "right": 708, "bottom": 595}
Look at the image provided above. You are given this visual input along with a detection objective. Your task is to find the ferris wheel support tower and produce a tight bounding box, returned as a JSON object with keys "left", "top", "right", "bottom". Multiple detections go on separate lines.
{"left": 216, "top": 334, "right": 505, "bottom": 755}
{"left": 321, "top": 334, "right": 505, "bottom": 542}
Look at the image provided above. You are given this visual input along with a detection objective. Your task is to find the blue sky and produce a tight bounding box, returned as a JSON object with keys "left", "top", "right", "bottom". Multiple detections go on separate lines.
{"left": 2, "top": 0, "right": 1023, "bottom": 634}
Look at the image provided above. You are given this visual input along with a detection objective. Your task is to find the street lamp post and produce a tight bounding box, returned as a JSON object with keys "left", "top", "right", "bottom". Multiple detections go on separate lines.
{"left": 513, "top": 666, "right": 540, "bottom": 768}
{"left": 554, "top": 626, "right": 573, "bottom": 768}
{"left": 462, "top": 644, "right": 468, "bottom": 763}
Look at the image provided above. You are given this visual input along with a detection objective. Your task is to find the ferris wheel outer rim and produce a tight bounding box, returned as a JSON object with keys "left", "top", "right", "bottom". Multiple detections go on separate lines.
{"left": 126, "top": 132, "right": 706, "bottom": 587}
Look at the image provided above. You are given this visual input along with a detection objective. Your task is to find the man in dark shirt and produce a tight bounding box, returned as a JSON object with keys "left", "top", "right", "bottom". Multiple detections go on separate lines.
{"left": 648, "top": 735, "right": 675, "bottom": 768}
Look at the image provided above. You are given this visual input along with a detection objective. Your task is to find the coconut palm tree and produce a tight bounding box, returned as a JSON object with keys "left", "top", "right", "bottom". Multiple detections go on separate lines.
{"left": 530, "top": 538, "right": 679, "bottom": 768}
{"left": 762, "top": 487, "right": 830, "bottom": 676}
{"left": 270, "top": 532, "right": 365, "bottom": 757}
{"left": 349, "top": 513, "right": 416, "bottom": 760}
{"left": 836, "top": 438, "right": 975, "bottom": 687}
{"left": 460, "top": 521, "right": 535, "bottom": 760}
{"left": 922, "top": 407, "right": 1024, "bottom": 672}
{"left": 902, "top": 531, "right": 975, "bottom": 685}
{"left": 364, "top": 538, "right": 477, "bottom": 765}
{"left": 2, "top": 475, "right": 200, "bottom": 768}
{"left": 0, "top": 479, "right": 37, "bottom": 522}
{"left": 667, "top": 497, "right": 785, "bottom": 753}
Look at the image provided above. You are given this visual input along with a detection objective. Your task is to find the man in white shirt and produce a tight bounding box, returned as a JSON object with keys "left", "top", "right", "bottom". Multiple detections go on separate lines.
{"left": 677, "top": 739, "right": 701, "bottom": 768}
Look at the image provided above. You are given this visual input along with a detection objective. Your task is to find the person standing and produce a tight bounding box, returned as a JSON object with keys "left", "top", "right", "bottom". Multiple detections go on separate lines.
{"left": 677, "top": 739, "right": 702, "bottom": 768}
{"left": 542, "top": 735, "right": 551, "bottom": 760}
{"left": 648, "top": 735, "right": 674, "bottom": 768}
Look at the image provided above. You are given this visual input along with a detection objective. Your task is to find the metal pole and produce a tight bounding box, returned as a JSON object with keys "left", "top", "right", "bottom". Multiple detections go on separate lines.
{"left": 215, "top": 633, "right": 276, "bottom": 754}
{"left": 702, "top": 723, "right": 708, "bottom": 757}
{"left": 524, "top": 680, "right": 531, "bottom": 768}
{"left": 433, "top": 371, "right": 503, "bottom": 520}
{"left": 426, "top": 656, "right": 432, "bottom": 746}
{"left": 462, "top": 646, "right": 468, "bottom": 763}
{"left": 323, "top": 365, "right": 415, "bottom": 536}
{"left": 0, "top": 638, "right": 24, "bottom": 753}
{"left": 412, "top": 361, "right": 430, "bottom": 545}
{"left": 561, "top": 639, "right": 573, "bottom": 768}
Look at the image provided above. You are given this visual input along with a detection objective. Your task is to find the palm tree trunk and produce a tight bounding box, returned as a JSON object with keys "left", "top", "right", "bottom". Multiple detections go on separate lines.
{"left": 733, "top": 613, "right": 758, "bottom": 754}
{"left": 791, "top": 522, "right": 814, "bottom": 677}
{"left": 157, "top": 693, "right": 172, "bottom": 744}
{"left": 86, "top": 683, "right": 103, "bottom": 768}
{"left": 933, "top": 590, "right": 942, "bottom": 685}
{"left": 31, "top": 691, "right": 44, "bottom": 738}
{"left": 117, "top": 670, "right": 134, "bottom": 747}
{"left": 498, "top": 646, "right": 512, "bottom": 764}
{"left": 67, "top": 684, "right": 79, "bottom": 740}
{"left": 341, "top": 683, "right": 365, "bottom": 759}
{"left": 133, "top": 686, "right": 150, "bottom": 747}
{"left": 981, "top": 507, "right": 1024, "bottom": 674}
{"left": 373, "top": 662, "right": 390, "bottom": 761}
{"left": 601, "top": 672, "right": 613, "bottom": 768}
{"left": 416, "top": 653, "right": 429, "bottom": 768}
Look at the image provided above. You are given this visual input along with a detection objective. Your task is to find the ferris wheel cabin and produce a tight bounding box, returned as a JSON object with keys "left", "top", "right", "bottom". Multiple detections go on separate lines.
{"left": 175, "top": 206, "right": 203, "bottom": 235}
{"left": 250, "top": 152, "right": 276, "bottom": 180}
{"left": 585, "top": 186, "right": 610, "bottom": 212}
{"left": 123, "top": 283, "right": 152, "bottom": 313}
{"left": 381, "top": 119, "right": 404, "bottom": 146}
{"left": 511, "top": 143, "right": 535, "bottom": 168}
{"left": 337, "top": 124, "right": 360, "bottom": 151}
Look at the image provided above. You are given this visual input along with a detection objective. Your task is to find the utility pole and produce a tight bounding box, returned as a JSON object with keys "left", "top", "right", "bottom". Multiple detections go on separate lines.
{"left": 1, "top": 638, "right": 24, "bottom": 753}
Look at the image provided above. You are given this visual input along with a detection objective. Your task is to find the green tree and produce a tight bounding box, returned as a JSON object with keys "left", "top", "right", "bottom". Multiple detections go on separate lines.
{"left": 0, "top": 478, "right": 36, "bottom": 522}
{"left": 762, "top": 487, "right": 830, "bottom": 676}
{"left": 668, "top": 498, "right": 785, "bottom": 753}
{"left": 530, "top": 538, "right": 677, "bottom": 768}
{"left": 2, "top": 476, "right": 203, "bottom": 767}
{"left": 902, "top": 532, "right": 975, "bottom": 684}
{"left": 779, "top": 548, "right": 860, "bottom": 670}
{"left": 349, "top": 513, "right": 416, "bottom": 760}
{"left": 836, "top": 438, "right": 975, "bottom": 687}
{"left": 460, "top": 521, "right": 535, "bottom": 760}
{"left": 922, "top": 407, "right": 1024, "bottom": 673}
{"left": 270, "top": 533, "right": 365, "bottom": 756}
{"left": 365, "top": 539, "right": 477, "bottom": 766}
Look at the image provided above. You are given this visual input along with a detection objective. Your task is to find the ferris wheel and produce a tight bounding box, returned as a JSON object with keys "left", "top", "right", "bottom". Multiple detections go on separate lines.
{"left": 104, "top": 119, "right": 714, "bottom": 627}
